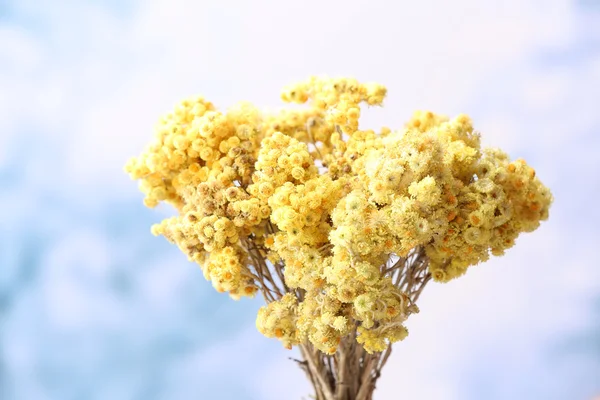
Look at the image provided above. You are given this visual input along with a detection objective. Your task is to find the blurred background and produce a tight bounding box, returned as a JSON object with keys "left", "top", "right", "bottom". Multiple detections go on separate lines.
{"left": 1, "top": 0, "right": 599, "bottom": 399}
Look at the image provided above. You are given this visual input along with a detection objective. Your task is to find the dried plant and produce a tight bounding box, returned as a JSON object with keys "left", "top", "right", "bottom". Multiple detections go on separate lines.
{"left": 125, "top": 76, "right": 552, "bottom": 399}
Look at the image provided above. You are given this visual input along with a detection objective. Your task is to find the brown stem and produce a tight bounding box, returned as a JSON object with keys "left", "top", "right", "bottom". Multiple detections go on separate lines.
{"left": 356, "top": 355, "right": 375, "bottom": 400}
{"left": 335, "top": 338, "right": 349, "bottom": 400}
{"left": 302, "top": 344, "right": 336, "bottom": 400}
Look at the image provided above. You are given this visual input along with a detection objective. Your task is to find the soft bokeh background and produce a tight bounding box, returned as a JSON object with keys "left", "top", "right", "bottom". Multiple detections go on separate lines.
{"left": 1, "top": 1, "right": 599, "bottom": 399}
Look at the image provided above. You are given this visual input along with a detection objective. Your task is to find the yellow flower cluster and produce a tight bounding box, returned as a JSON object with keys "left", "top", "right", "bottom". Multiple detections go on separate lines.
{"left": 256, "top": 293, "right": 300, "bottom": 350}
{"left": 126, "top": 76, "right": 553, "bottom": 354}
{"left": 281, "top": 76, "right": 387, "bottom": 135}
{"left": 201, "top": 245, "right": 258, "bottom": 299}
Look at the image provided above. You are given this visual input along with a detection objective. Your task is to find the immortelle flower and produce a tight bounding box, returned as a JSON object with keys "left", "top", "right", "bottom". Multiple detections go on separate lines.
{"left": 125, "top": 76, "right": 553, "bottom": 400}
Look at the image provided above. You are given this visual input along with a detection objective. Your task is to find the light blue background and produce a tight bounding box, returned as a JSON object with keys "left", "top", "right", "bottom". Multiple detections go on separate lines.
{"left": 1, "top": 1, "right": 599, "bottom": 399}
